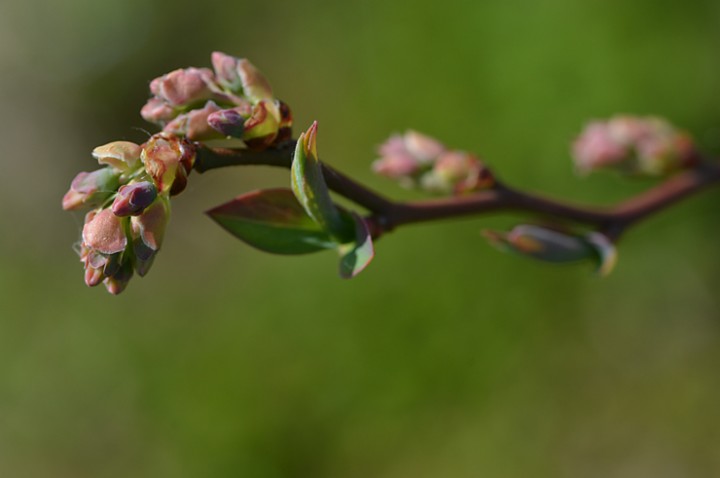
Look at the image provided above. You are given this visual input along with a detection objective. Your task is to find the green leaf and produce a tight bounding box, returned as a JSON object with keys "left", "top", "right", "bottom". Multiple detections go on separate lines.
{"left": 206, "top": 188, "right": 337, "bottom": 254}
{"left": 338, "top": 213, "right": 375, "bottom": 279}
{"left": 291, "top": 121, "right": 354, "bottom": 242}
{"left": 584, "top": 232, "right": 618, "bottom": 276}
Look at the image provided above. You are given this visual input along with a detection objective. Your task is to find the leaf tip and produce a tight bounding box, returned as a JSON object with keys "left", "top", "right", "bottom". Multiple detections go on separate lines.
{"left": 303, "top": 120, "right": 319, "bottom": 159}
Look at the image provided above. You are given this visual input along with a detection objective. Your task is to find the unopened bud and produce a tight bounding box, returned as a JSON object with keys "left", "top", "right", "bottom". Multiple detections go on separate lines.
{"left": 80, "top": 246, "right": 122, "bottom": 287}
{"left": 111, "top": 181, "right": 158, "bottom": 217}
{"left": 149, "top": 67, "right": 217, "bottom": 108}
{"left": 81, "top": 208, "right": 128, "bottom": 255}
{"left": 62, "top": 168, "right": 120, "bottom": 211}
{"left": 79, "top": 243, "right": 107, "bottom": 287}
{"left": 103, "top": 260, "right": 134, "bottom": 295}
{"left": 373, "top": 131, "right": 445, "bottom": 183}
{"left": 211, "top": 52, "right": 274, "bottom": 102}
{"left": 242, "top": 100, "right": 279, "bottom": 150}
{"left": 141, "top": 97, "right": 177, "bottom": 125}
{"left": 374, "top": 131, "right": 492, "bottom": 195}
{"left": 484, "top": 225, "right": 593, "bottom": 263}
{"left": 372, "top": 151, "right": 421, "bottom": 179}
{"left": 130, "top": 198, "right": 169, "bottom": 276}
{"left": 92, "top": 141, "right": 142, "bottom": 172}
{"left": 207, "top": 108, "right": 246, "bottom": 138}
{"left": 403, "top": 130, "right": 446, "bottom": 162}
{"left": 484, "top": 225, "right": 617, "bottom": 275}
{"left": 141, "top": 134, "right": 196, "bottom": 195}
{"left": 572, "top": 116, "right": 696, "bottom": 176}
{"left": 84, "top": 262, "right": 105, "bottom": 287}
{"left": 211, "top": 51, "right": 244, "bottom": 91}
{"left": 163, "top": 101, "right": 224, "bottom": 141}
{"left": 424, "top": 151, "right": 491, "bottom": 194}
{"left": 237, "top": 58, "right": 273, "bottom": 102}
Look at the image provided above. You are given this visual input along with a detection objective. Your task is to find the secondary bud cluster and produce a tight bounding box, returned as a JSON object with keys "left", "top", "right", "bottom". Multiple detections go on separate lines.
{"left": 373, "top": 130, "right": 493, "bottom": 194}
{"left": 141, "top": 52, "right": 292, "bottom": 150}
{"left": 63, "top": 134, "right": 192, "bottom": 294}
{"left": 572, "top": 116, "right": 697, "bottom": 176}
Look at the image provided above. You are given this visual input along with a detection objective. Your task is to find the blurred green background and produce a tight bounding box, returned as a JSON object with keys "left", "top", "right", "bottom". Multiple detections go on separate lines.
{"left": 1, "top": 0, "right": 720, "bottom": 476}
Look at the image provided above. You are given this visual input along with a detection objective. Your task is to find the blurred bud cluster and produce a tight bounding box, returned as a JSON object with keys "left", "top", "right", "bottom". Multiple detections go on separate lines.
{"left": 373, "top": 131, "right": 493, "bottom": 194}
{"left": 572, "top": 115, "right": 697, "bottom": 176}
{"left": 63, "top": 135, "right": 192, "bottom": 294}
{"left": 141, "top": 51, "right": 292, "bottom": 149}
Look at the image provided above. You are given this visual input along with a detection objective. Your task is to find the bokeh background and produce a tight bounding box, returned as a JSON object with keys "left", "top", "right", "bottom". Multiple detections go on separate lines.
{"left": 1, "top": 0, "right": 720, "bottom": 476}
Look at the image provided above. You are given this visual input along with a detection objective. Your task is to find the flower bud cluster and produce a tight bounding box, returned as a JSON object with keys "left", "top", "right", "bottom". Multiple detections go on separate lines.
{"left": 63, "top": 135, "right": 190, "bottom": 294}
{"left": 373, "top": 130, "right": 493, "bottom": 194}
{"left": 572, "top": 115, "right": 697, "bottom": 176}
{"left": 141, "top": 52, "right": 292, "bottom": 150}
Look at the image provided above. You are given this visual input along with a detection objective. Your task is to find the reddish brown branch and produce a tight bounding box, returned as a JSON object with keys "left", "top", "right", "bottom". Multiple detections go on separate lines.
{"left": 194, "top": 142, "right": 720, "bottom": 241}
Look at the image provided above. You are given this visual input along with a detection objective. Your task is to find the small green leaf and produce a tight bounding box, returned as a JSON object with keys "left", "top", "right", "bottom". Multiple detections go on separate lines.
{"left": 338, "top": 213, "right": 375, "bottom": 279}
{"left": 206, "top": 188, "right": 337, "bottom": 254}
{"left": 484, "top": 225, "right": 593, "bottom": 263}
{"left": 585, "top": 232, "right": 618, "bottom": 276}
{"left": 291, "top": 121, "right": 354, "bottom": 242}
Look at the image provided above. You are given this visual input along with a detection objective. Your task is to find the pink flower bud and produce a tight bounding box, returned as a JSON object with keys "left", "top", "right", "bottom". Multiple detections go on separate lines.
{"left": 237, "top": 58, "right": 273, "bottom": 102}
{"left": 140, "top": 97, "right": 177, "bottom": 124}
{"left": 103, "top": 260, "right": 134, "bottom": 295}
{"left": 92, "top": 141, "right": 142, "bottom": 171}
{"left": 163, "top": 101, "right": 224, "bottom": 141}
{"left": 81, "top": 208, "right": 128, "bottom": 255}
{"left": 149, "top": 67, "right": 217, "bottom": 107}
{"left": 211, "top": 52, "right": 273, "bottom": 101}
{"left": 141, "top": 134, "right": 196, "bottom": 195}
{"left": 374, "top": 131, "right": 492, "bottom": 194}
{"left": 374, "top": 131, "right": 447, "bottom": 184}
{"left": 403, "top": 130, "right": 446, "bottom": 163}
{"left": 62, "top": 168, "right": 120, "bottom": 211}
{"left": 79, "top": 243, "right": 107, "bottom": 287}
{"left": 84, "top": 263, "right": 105, "bottom": 287}
{"left": 372, "top": 151, "right": 421, "bottom": 179}
{"left": 426, "top": 151, "right": 489, "bottom": 194}
{"left": 572, "top": 122, "right": 627, "bottom": 174}
{"left": 211, "top": 51, "right": 244, "bottom": 91}
{"left": 572, "top": 116, "right": 696, "bottom": 176}
{"left": 111, "top": 181, "right": 158, "bottom": 217}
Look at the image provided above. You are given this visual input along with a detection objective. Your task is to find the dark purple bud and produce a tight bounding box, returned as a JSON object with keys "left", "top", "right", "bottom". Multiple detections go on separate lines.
{"left": 207, "top": 108, "right": 246, "bottom": 138}
{"left": 111, "top": 181, "right": 158, "bottom": 217}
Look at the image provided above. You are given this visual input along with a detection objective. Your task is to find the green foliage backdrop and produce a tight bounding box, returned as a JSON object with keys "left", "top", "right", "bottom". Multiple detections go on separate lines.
{"left": 1, "top": 0, "right": 719, "bottom": 476}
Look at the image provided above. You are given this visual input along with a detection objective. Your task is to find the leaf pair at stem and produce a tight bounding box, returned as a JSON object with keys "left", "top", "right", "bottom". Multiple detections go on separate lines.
{"left": 207, "top": 122, "right": 374, "bottom": 278}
